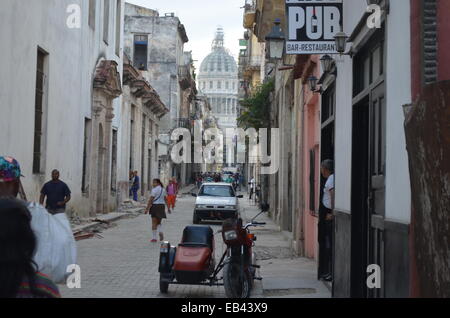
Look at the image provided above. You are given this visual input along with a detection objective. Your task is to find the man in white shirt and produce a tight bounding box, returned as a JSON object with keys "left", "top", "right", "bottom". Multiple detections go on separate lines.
{"left": 322, "top": 161, "right": 335, "bottom": 219}
{"left": 319, "top": 159, "right": 334, "bottom": 281}
{"left": 248, "top": 177, "right": 255, "bottom": 200}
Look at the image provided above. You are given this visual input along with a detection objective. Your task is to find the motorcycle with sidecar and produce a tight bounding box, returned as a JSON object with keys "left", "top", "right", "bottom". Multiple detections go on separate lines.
{"left": 158, "top": 204, "right": 269, "bottom": 297}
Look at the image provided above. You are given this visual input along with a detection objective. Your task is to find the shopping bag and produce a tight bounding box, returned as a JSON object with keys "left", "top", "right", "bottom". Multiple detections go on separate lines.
{"left": 27, "top": 202, "right": 77, "bottom": 284}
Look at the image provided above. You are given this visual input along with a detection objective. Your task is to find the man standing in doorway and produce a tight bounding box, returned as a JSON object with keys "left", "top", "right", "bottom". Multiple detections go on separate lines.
{"left": 319, "top": 160, "right": 334, "bottom": 281}
{"left": 40, "top": 170, "right": 71, "bottom": 215}
{"left": 131, "top": 171, "right": 140, "bottom": 202}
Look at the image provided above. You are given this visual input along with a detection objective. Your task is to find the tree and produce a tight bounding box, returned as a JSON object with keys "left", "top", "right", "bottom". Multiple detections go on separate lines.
{"left": 237, "top": 80, "right": 274, "bottom": 130}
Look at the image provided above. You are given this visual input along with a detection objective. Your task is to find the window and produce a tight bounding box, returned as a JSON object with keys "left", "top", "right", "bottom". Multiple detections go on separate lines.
{"left": 309, "top": 149, "right": 316, "bottom": 212}
{"left": 225, "top": 81, "right": 229, "bottom": 90}
{"left": 148, "top": 149, "right": 152, "bottom": 191}
{"left": 103, "top": 0, "right": 110, "bottom": 44}
{"left": 353, "top": 32, "right": 384, "bottom": 96}
{"left": 82, "top": 118, "right": 92, "bottom": 193}
{"left": 134, "top": 35, "right": 148, "bottom": 70}
{"left": 217, "top": 81, "right": 222, "bottom": 89}
{"left": 217, "top": 57, "right": 222, "bottom": 71}
{"left": 89, "top": 0, "right": 96, "bottom": 29}
{"left": 233, "top": 82, "right": 236, "bottom": 90}
{"left": 115, "top": 0, "right": 121, "bottom": 56}
{"left": 209, "top": 81, "right": 213, "bottom": 89}
{"left": 33, "top": 49, "right": 48, "bottom": 174}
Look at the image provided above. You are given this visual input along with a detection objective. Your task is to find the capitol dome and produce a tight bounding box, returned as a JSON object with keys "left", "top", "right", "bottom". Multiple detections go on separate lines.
{"left": 197, "top": 28, "right": 239, "bottom": 131}
{"left": 199, "top": 47, "right": 238, "bottom": 74}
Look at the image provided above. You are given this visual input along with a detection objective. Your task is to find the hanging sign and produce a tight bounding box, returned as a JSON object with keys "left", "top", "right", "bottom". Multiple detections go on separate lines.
{"left": 285, "top": 0, "right": 343, "bottom": 54}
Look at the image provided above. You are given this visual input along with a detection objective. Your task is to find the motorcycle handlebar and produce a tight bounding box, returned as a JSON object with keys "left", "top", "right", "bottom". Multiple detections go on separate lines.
{"left": 244, "top": 222, "right": 266, "bottom": 229}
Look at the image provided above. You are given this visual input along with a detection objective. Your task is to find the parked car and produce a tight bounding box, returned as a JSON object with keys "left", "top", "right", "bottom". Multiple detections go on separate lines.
{"left": 192, "top": 183, "right": 243, "bottom": 224}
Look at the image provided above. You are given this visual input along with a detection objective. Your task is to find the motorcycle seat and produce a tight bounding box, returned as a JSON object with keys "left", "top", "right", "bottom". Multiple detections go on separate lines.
{"left": 181, "top": 226, "right": 214, "bottom": 250}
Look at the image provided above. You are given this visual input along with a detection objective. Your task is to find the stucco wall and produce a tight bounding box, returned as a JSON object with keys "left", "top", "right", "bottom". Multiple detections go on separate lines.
{"left": 0, "top": 0, "right": 124, "bottom": 217}
{"left": 385, "top": 0, "right": 412, "bottom": 223}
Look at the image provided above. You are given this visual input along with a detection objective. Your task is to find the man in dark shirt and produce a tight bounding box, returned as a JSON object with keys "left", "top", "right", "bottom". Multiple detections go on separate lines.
{"left": 131, "top": 171, "right": 140, "bottom": 201}
{"left": 39, "top": 170, "right": 71, "bottom": 215}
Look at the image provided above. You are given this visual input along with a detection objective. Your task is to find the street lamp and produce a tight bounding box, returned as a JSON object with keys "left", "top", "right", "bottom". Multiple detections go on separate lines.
{"left": 307, "top": 76, "right": 322, "bottom": 94}
{"left": 334, "top": 31, "right": 348, "bottom": 55}
{"left": 320, "top": 54, "right": 334, "bottom": 73}
{"left": 265, "top": 18, "right": 285, "bottom": 60}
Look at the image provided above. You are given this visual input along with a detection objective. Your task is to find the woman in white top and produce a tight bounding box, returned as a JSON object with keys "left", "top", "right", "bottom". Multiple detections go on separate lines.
{"left": 145, "top": 179, "right": 171, "bottom": 242}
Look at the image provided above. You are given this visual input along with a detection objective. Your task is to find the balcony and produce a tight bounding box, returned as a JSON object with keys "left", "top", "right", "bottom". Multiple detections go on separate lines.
{"left": 243, "top": 0, "right": 256, "bottom": 29}
{"left": 178, "top": 65, "right": 194, "bottom": 90}
{"left": 174, "top": 118, "right": 191, "bottom": 129}
{"left": 249, "top": 55, "right": 262, "bottom": 68}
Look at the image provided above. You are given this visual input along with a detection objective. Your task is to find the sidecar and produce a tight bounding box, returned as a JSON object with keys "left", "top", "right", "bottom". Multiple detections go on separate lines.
{"left": 159, "top": 225, "right": 219, "bottom": 293}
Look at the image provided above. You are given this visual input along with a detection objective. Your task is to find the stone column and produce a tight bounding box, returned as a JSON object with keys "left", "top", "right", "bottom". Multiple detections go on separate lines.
{"left": 91, "top": 98, "right": 104, "bottom": 217}
{"left": 103, "top": 107, "right": 115, "bottom": 213}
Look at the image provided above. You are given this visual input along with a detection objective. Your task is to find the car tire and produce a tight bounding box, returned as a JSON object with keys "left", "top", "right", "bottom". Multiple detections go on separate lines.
{"left": 193, "top": 212, "right": 201, "bottom": 224}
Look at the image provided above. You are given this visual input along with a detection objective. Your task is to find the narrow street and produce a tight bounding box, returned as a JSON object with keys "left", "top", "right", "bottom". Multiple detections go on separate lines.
{"left": 60, "top": 186, "right": 330, "bottom": 298}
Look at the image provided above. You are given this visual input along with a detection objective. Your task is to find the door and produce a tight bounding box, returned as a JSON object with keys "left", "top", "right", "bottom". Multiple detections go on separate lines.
{"left": 367, "top": 83, "right": 386, "bottom": 298}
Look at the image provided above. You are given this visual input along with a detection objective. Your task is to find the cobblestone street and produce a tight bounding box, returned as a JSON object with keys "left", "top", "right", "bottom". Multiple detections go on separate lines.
{"left": 59, "top": 187, "right": 330, "bottom": 298}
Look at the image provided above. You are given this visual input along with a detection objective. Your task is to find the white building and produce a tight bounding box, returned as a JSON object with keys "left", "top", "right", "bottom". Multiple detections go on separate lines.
{"left": 123, "top": 3, "right": 189, "bottom": 186}
{"left": 197, "top": 28, "right": 239, "bottom": 167}
{"left": 331, "top": 0, "right": 412, "bottom": 297}
{"left": 0, "top": 0, "right": 125, "bottom": 217}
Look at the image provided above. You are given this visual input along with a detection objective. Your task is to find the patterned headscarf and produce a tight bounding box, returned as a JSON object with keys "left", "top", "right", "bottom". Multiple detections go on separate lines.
{"left": 0, "top": 156, "right": 23, "bottom": 182}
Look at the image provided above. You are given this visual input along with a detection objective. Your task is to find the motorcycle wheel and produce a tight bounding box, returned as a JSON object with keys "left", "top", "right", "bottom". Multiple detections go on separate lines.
{"left": 223, "top": 262, "right": 251, "bottom": 298}
{"left": 160, "top": 275, "right": 169, "bottom": 294}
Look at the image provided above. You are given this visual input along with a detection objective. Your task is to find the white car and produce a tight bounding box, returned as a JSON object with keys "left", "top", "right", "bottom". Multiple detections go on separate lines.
{"left": 192, "top": 182, "right": 243, "bottom": 224}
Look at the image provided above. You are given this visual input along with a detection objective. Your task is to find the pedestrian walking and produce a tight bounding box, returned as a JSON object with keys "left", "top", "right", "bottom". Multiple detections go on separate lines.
{"left": 39, "top": 170, "right": 71, "bottom": 215}
{"left": 248, "top": 177, "right": 255, "bottom": 200}
{"left": 166, "top": 177, "right": 178, "bottom": 210}
{"left": 319, "top": 159, "right": 334, "bottom": 282}
{"left": 145, "top": 179, "right": 171, "bottom": 242}
{"left": 0, "top": 198, "right": 61, "bottom": 298}
{"left": 130, "top": 171, "right": 140, "bottom": 202}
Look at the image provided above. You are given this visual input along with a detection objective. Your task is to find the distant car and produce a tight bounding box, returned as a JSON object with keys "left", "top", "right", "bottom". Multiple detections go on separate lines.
{"left": 192, "top": 183, "right": 243, "bottom": 224}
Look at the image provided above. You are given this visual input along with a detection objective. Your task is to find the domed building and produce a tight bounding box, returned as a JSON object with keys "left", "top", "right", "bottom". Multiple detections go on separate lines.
{"left": 197, "top": 28, "right": 239, "bottom": 131}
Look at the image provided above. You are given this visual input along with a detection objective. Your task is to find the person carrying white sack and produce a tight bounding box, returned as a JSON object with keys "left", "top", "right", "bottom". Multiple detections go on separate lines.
{"left": 0, "top": 156, "right": 77, "bottom": 284}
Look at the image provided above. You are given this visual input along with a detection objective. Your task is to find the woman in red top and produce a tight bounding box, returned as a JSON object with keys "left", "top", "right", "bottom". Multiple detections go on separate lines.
{"left": 0, "top": 198, "right": 60, "bottom": 298}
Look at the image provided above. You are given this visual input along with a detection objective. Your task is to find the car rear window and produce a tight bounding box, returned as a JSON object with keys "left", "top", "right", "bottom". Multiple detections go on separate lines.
{"left": 199, "top": 185, "right": 235, "bottom": 197}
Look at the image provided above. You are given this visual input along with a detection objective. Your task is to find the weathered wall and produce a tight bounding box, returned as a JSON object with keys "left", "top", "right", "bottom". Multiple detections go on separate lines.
{"left": 404, "top": 80, "right": 450, "bottom": 297}
{"left": 0, "top": 0, "right": 124, "bottom": 217}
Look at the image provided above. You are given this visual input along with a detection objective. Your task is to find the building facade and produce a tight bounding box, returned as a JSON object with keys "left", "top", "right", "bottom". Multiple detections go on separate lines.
{"left": 119, "top": 55, "right": 168, "bottom": 204}
{"left": 197, "top": 28, "right": 239, "bottom": 169}
{"left": 0, "top": 0, "right": 125, "bottom": 218}
{"left": 240, "top": 0, "right": 450, "bottom": 298}
{"left": 123, "top": 3, "right": 190, "bottom": 186}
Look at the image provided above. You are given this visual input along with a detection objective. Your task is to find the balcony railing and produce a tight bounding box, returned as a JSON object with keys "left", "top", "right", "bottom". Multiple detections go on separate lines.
{"left": 249, "top": 55, "right": 262, "bottom": 68}
{"left": 174, "top": 118, "right": 191, "bottom": 129}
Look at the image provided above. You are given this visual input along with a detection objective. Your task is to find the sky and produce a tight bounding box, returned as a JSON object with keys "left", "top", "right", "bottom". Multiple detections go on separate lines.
{"left": 125, "top": 0, "right": 245, "bottom": 71}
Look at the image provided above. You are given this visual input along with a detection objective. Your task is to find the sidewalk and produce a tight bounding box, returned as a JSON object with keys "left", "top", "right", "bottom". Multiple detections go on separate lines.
{"left": 239, "top": 194, "right": 331, "bottom": 298}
